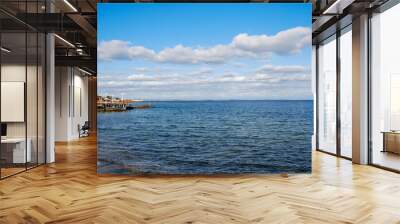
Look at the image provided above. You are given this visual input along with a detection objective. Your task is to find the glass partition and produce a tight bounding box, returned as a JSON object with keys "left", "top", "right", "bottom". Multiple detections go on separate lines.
{"left": 0, "top": 1, "right": 46, "bottom": 179}
{"left": 317, "top": 35, "right": 337, "bottom": 154}
{"left": 0, "top": 30, "right": 28, "bottom": 177}
{"left": 370, "top": 3, "right": 400, "bottom": 171}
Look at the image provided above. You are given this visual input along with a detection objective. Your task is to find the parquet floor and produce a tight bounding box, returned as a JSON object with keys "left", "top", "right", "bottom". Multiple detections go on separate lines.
{"left": 1, "top": 135, "right": 400, "bottom": 223}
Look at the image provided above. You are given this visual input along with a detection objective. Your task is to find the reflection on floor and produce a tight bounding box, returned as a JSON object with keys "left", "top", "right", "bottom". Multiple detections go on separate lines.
{"left": 0, "top": 163, "right": 42, "bottom": 179}
{"left": 0, "top": 167, "right": 25, "bottom": 178}
{"left": 373, "top": 150, "right": 400, "bottom": 171}
{"left": 0, "top": 135, "right": 400, "bottom": 223}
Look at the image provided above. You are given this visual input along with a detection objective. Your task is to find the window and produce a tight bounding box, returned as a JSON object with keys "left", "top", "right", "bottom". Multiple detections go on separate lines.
{"left": 317, "top": 35, "right": 337, "bottom": 154}
{"left": 370, "top": 3, "right": 400, "bottom": 171}
{"left": 339, "top": 27, "right": 352, "bottom": 158}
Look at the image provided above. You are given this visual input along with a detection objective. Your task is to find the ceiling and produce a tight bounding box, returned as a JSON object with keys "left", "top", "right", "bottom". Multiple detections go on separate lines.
{"left": 312, "top": 0, "right": 391, "bottom": 44}
{"left": 0, "top": 0, "right": 97, "bottom": 74}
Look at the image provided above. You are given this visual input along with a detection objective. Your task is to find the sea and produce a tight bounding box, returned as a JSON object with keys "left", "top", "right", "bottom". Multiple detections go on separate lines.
{"left": 97, "top": 100, "right": 313, "bottom": 174}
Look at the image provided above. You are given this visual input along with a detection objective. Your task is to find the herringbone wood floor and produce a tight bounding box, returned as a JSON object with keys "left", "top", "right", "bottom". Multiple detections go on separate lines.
{"left": 1, "top": 135, "right": 400, "bottom": 224}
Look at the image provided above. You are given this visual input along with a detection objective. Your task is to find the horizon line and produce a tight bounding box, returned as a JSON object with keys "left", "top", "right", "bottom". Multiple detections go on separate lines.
{"left": 137, "top": 99, "right": 313, "bottom": 102}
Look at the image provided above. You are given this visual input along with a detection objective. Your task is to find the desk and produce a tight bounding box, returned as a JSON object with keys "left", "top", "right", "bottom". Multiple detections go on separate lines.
{"left": 1, "top": 138, "right": 31, "bottom": 163}
{"left": 382, "top": 131, "right": 400, "bottom": 154}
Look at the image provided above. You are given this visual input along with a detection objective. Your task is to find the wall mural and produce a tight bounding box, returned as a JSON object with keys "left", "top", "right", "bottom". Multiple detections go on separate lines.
{"left": 97, "top": 3, "right": 313, "bottom": 175}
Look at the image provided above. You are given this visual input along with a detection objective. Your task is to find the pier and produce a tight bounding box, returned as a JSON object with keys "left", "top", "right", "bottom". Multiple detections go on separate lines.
{"left": 97, "top": 96, "right": 151, "bottom": 112}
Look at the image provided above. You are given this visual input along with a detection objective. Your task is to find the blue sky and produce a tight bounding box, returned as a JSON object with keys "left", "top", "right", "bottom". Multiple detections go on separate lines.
{"left": 98, "top": 4, "right": 312, "bottom": 100}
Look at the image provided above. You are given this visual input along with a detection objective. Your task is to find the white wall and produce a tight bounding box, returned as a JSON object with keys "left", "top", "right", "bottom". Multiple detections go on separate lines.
{"left": 55, "top": 66, "right": 70, "bottom": 141}
{"left": 1, "top": 65, "right": 41, "bottom": 137}
{"left": 1, "top": 65, "right": 26, "bottom": 139}
{"left": 1, "top": 63, "right": 46, "bottom": 164}
{"left": 55, "top": 67, "right": 89, "bottom": 141}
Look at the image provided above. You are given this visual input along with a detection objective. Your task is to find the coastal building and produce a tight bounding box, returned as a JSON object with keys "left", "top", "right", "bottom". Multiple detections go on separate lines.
{"left": 0, "top": 0, "right": 399, "bottom": 223}
{"left": 97, "top": 95, "right": 144, "bottom": 111}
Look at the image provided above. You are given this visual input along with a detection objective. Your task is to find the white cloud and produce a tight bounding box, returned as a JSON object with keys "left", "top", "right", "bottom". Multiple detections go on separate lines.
{"left": 232, "top": 27, "right": 311, "bottom": 54}
{"left": 127, "top": 74, "right": 160, "bottom": 81}
{"left": 256, "top": 64, "right": 310, "bottom": 74}
{"left": 98, "top": 26, "right": 311, "bottom": 64}
{"left": 133, "top": 67, "right": 150, "bottom": 73}
{"left": 99, "top": 64, "right": 310, "bottom": 91}
{"left": 98, "top": 40, "right": 156, "bottom": 60}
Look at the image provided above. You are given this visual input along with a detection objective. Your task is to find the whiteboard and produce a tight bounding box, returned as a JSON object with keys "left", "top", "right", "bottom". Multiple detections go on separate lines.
{"left": 1, "top": 82, "right": 25, "bottom": 122}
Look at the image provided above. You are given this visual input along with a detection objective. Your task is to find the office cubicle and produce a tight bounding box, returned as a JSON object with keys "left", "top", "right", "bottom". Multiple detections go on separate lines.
{"left": 0, "top": 1, "right": 46, "bottom": 179}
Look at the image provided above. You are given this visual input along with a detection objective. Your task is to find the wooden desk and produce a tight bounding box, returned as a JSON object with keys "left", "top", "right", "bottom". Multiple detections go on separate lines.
{"left": 382, "top": 131, "right": 400, "bottom": 154}
{"left": 1, "top": 138, "right": 31, "bottom": 163}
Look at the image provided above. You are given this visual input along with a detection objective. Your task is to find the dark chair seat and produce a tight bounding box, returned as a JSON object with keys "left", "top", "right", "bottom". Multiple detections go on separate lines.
{"left": 79, "top": 121, "right": 90, "bottom": 138}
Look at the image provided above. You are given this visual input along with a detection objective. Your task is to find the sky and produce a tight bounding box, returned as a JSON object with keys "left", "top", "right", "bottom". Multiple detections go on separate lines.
{"left": 98, "top": 4, "right": 312, "bottom": 100}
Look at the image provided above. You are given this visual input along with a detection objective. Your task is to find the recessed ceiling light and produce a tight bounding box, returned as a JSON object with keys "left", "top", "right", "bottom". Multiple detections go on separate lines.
{"left": 322, "top": 0, "right": 354, "bottom": 15}
{"left": 54, "top": 34, "right": 75, "bottom": 48}
{"left": 63, "top": 0, "right": 78, "bottom": 12}
{"left": 78, "top": 67, "right": 93, "bottom": 76}
{"left": 1, "top": 47, "right": 11, "bottom": 53}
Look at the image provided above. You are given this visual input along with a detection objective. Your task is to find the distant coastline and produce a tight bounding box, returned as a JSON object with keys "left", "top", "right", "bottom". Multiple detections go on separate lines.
{"left": 134, "top": 99, "right": 313, "bottom": 102}
{"left": 97, "top": 95, "right": 151, "bottom": 112}
{"left": 96, "top": 95, "right": 312, "bottom": 113}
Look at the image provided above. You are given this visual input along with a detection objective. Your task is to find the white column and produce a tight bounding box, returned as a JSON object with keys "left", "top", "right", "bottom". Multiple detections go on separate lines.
{"left": 352, "top": 14, "right": 369, "bottom": 164}
{"left": 46, "top": 33, "right": 55, "bottom": 163}
{"left": 55, "top": 67, "right": 74, "bottom": 141}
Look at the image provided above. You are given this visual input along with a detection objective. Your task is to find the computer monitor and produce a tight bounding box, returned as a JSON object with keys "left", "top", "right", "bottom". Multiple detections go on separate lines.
{"left": 1, "top": 123, "right": 7, "bottom": 137}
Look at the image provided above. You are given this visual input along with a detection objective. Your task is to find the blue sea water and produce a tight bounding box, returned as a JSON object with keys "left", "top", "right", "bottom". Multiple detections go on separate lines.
{"left": 97, "top": 100, "right": 313, "bottom": 174}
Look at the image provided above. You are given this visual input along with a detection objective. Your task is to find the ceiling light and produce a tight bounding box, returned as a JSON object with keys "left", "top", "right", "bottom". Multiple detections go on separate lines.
{"left": 323, "top": 0, "right": 341, "bottom": 14}
{"left": 1, "top": 47, "right": 11, "bottom": 53}
{"left": 76, "top": 48, "right": 85, "bottom": 55}
{"left": 322, "top": 0, "right": 354, "bottom": 15}
{"left": 78, "top": 67, "right": 93, "bottom": 76}
{"left": 63, "top": 0, "right": 78, "bottom": 12}
{"left": 54, "top": 34, "right": 75, "bottom": 48}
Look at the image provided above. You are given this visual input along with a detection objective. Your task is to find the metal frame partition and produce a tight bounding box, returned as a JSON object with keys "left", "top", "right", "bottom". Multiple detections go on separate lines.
{"left": 336, "top": 28, "right": 341, "bottom": 158}
{"left": 315, "top": 18, "right": 353, "bottom": 161}
{"left": 0, "top": 0, "right": 47, "bottom": 180}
